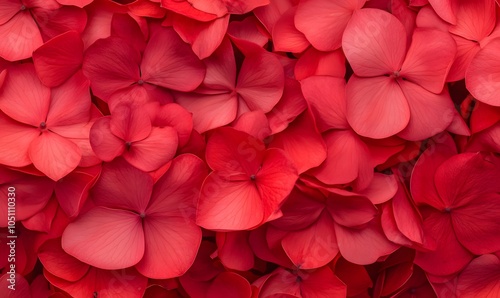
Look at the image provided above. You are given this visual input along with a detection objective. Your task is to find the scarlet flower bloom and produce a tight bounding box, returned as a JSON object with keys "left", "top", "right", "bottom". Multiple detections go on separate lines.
{"left": 89, "top": 102, "right": 179, "bottom": 172}
{"left": 342, "top": 8, "right": 457, "bottom": 140}
{"left": 176, "top": 38, "right": 284, "bottom": 133}
{"left": 82, "top": 26, "right": 205, "bottom": 105}
{"left": 0, "top": 0, "right": 87, "bottom": 61}
{"left": 0, "top": 65, "right": 94, "bottom": 181}
{"left": 62, "top": 154, "right": 207, "bottom": 279}
{"left": 411, "top": 141, "right": 500, "bottom": 276}
{"left": 196, "top": 127, "right": 298, "bottom": 230}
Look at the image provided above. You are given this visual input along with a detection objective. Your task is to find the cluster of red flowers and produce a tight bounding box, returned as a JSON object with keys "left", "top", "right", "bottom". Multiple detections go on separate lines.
{"left": 1, "top": 0, "right": 500, "bottom": 297}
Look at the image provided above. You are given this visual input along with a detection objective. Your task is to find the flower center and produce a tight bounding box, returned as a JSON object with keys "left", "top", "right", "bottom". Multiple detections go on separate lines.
{"left": 125, "top": 142, "right": 132, "bottom": 151}
{"left": 39, "top": 122, "right": 47, "bottom": 130}
{"left": 20, "top": 5, "right": 26, "bottom": 11}
{"left": 139, "top": 212, "right": 146, "bottom": 219}
{"left": 390, "top": 70, "right": 400, "bottom": 78}
{"left": 250, "top": 174, "right": 256, "bottom": 181}
{"left": 444, "top": 207, "right": 452, "bottom": 213}
{"left": 137, "top": 79, "right": 144, "bottom": 85}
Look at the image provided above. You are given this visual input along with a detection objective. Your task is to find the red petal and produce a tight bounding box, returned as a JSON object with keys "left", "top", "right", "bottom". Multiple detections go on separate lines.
{"left": 56, "top": 0, "right": 93, "bottom": 7}
{"left": 149, "top": 103, "right": 193, "bottom": 147}
{"left": 197, "top": 173, "right": 264, "bottom": 230}
{"left": 400, "top": 29, "right": 456, "bottom": 94}
{"left": 342, "top": 8, "right": 406, "bottom": 76}
{"left": 294, "top": 48, "right": 346, "bottom": 80}
{"left": 0, "top": 12, "right": 42, "bottom": 61}
{"left": 176, "top": 92, "right": 238, "bottom": 133}
{"left": 136, "top": 215, "right": 201, "bottom": 278}
{"left": 466, "top": 39, "right": 500, "bottom": 106}
{"left": 82, "top": 37, "right": 140, "bottom": 100}
{"left": 450, "top": 0, "right": 495, "bottom": 43}
{"left": 346, "top": 76, "right": 410, "bottom": 139}
{"left": 301, "top": 76, "right": 348, "bottom": 131}
{"left": 335, "top": 218, "right": 399, "bottom": 265}
{"left": 227, "top": 16, "right": 269, "bottom": 47}
{"left": 282, "top": 211, "right": 338, "bottom": 269}
{"left": 0, "top": 0, "right": 21, "bottom": 25}
{"left": 0, "top": 114, "right": 38, "bottom": 167}
{"left": 236, "top": 49, "right": 284, "bottom": 113}
{"left": 456, "top": 254, "right": 500, "bottom": 298}
{"left": 267, "top": 78, "right": 307, "bottom": 134}
{"left": 205, "top": 127, "right": 265, "bottom": 174}
{"left": 46, "top": 71, "right": 91, "bottom": 127}
{"left": 269, "top": 110, "right": 327, "bottom": 174}
{"left": 141, "top": 27, "right": 205, "bottom": 92}
{"left": 29, "top": 132, "right": 81, "bottom": 181}
{"left": 110, "top": 103, "right": 152, "bottom": 142}
{"left": 357, "top": 173, "right": 398, "bottom": 205}
{"left": 0, "top": 64, "right": 50, "bottom": 126}
{"left": 161, "top": 0, "right": 217, "bottom": 21}
{"left": 414, "top": 209, "right": 473, "bottom": 276}
{"left": 33, "top": 30, "right": 83, "bottom": 87}
{"left": 0, "top": 274, "right": 30, "bottom": 298}
{"left": 207, "top": 272, "right": 252, "bottom": 298}
{"left": 392, "top": 178, "right": 425, "bottom": 244}
{"left": 295, "top": 0, "right": 365, "bottom": 51}
{"left": 91, "top": 158, "right": 152, "bottom": 212}
{"left": 272, "top": 7, "right": 309, "bottom": 53}
{"left": 327, "top": 192, "right": 377, "bottom": 228}
{"left": 89, "top": 117, "right": 125, "bottom": 161}
{"left": 300, "top": 266, "right": 347, "bottom": 297}
{"left": 61, "top": 207, "right": 145, "bottom": 270}
{"left": 428, "top": 0, "right": 456, "bottom": 24}
{"left": 202, "top": 37, "right": 236, "bottom": 90}
{"left": 38, "top": 238, "right": 89, "bottom": 282}
{"left": 33, "top": 6, "right": 87, "bottom": 40}
{"left": 397, "top": 81, "right": 455, "bottom": 141}
{"left": 216, "top": 231, "right": 254, "bottom": 271}
{"left": 173, "top": 14, "right": 229, "bottom": 59}
{"left": 232, "top": 110, "right": 271, "bottom": 140}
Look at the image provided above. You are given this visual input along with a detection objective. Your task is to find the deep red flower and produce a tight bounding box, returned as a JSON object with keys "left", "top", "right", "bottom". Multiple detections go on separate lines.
{"left": 62, "top": 154, "right": 207, "bottom": 278}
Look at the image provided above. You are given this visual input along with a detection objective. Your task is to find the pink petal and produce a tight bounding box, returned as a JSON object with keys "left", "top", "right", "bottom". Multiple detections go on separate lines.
{"left": 207, "top": 272, "right": 252, "bottom": 298}
{"left": 295, "top": 0, "right": 366, "bottom": 51}
{"left": 342, "top": 8, "right": 406, "bottom": 76}
{"left": 269, "top": 110, "right": 327, "bottom": 174}
{"left": 91, "top": 158, "right": 152, "bottom": 212}
{"left": 82, "top": 37, "right": 140, "bottom": 100}
{"left": 466, "top": 39, "right": 500, "bottom": 106}
{"left": 392, "top": 178, "right": 424, "bottom": 244}
{"left": 197, "top": 174, "right": 264, "bottom": 230}
{"left": 61, "top": 207, "right": 145, "bottom": 270}
{"left": 136, "top": 215, "right": 201, "bottom": 278}
{"left": 46, "top": 71, "right": 91, "bottom": 127}
{"left": 110, "top": 103, "right": 152, "bottom": 142}
{"left": 300, "top": 76, "right": 348, "bottom": 131}
{"left": 335, "top": 218, "right": 400, "bottom": 265}
{"left": 29, "top": 132, "right": 81, "bottom": 181}
{"left": 253, "top": 0, "right": 295, "bottom": 36}
{"left": 282, "top": 211, "right": 338, "bottom": 269}
{"left": 0, "top": 12, "right": 42, "bottom": 61}
{"left": 400, "top": 28, "right": 456, "bottom": 94}
{"left": 216, "top": 231, "right": 254, "bottom": 271}
{"left": 38, "top": 238, "right": 89, "bottom": 282}
{"left": 346, "top": 76, "right": 410, "bottom": 139}
{"left": 456, "top": 254, "right": 500, "bottom": 298}
{"left": 89, "top": 117, "right": 125, "bottom": 162}
{"left": 397, "top": 81, "right": 455, "bottom": 141}
{"left": 161, "top": 0, "right": 218, "bottom": 21}
{"left": 0, "top": 114, "right": 39, "bottom": 167}
{"left": 33, "top": 30, "right": 84, "bottom": 87}
{"left": 175, "top": 92, "right": 238, "bottom": 133}
{"left": 236, "top": 48, "right": 284, "bottom": 113}
{"left": 272, "top": 7, "right": 309, "bottom": 53}
{"left": 357, "top": 173, "right": 398, "bottom": 205}
{"left": 447, "top": 35, "right": 480, "bottom": 82}
{"left": 141, "top": 27, "right": 205, "bottom": 92}
{"left": 0, "top": 64, "right": 50, "bottom": 126}
{"left": 173, "top": 14, "right": 229, "bottom": 60}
